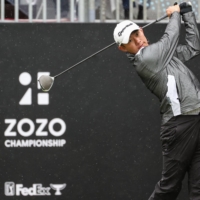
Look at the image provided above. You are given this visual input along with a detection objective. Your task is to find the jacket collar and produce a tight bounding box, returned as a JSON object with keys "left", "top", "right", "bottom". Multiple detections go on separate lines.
{"left": 126, "top": 52, "right": 135, "bottom": 62}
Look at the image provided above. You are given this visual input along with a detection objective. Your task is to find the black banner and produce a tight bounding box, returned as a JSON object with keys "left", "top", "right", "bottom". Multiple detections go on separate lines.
{"left": 0, "top": 23, "right": 199, "bottom": 199}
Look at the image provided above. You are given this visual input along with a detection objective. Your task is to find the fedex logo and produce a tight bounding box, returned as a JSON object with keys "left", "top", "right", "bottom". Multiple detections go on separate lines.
{"left": 4, "top": 182, "right": 66, "bottom": 196}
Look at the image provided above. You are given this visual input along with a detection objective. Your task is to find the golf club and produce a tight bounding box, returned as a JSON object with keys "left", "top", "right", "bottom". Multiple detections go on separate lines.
{"left": 38, "top": 2, "right": 190, "bottom": 92}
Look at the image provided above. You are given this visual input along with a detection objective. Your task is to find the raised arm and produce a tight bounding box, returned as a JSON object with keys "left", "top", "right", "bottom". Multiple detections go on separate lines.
{"left": 174, "top": 11, "right": 200, "bottom": 63}
{"left": 140, "top": 8, "right": 181, "bottom": 73}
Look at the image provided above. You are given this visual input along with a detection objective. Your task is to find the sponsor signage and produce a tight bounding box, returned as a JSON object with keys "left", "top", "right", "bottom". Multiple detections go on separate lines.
{"left": 3, "top": 72, "right": 67, "bottom": 148}
{"left": 4, "top": 118, "right": 66, "bottom": 148}
{"left": 4, "top": 182, "right": 66, "bottom": 196}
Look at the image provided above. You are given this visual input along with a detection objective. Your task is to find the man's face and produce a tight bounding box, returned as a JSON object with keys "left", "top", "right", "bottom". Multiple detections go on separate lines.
{"left": 119, "top": 28, "right": 149, "bottom": 54}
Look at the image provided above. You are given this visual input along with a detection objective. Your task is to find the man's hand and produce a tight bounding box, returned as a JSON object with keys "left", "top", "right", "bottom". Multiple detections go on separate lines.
{"left": 166, "top": 5, "right": 180, "bottom": 17}
{"left": 179, "top": 2, "right": 192, "bottom": 15}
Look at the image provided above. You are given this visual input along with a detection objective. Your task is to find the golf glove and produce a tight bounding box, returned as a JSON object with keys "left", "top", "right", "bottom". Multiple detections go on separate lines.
{"left": 178, "top": 2, "right": 192, "bottom": 15}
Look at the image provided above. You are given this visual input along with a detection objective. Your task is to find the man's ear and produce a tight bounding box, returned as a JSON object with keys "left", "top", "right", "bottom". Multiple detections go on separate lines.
{"left": 118, "top": 45, "right": 127, "bottom": 52}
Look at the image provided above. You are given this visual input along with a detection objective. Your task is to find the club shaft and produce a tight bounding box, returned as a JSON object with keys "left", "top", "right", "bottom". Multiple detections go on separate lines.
{"left": 54, "top": 42, "right": 115, "bottom": 78}
{"left": 54, "top": 14, "right": 168, "bottom": 78}
{"left": 142, "top": 14, "right": 168, "bottom": 29}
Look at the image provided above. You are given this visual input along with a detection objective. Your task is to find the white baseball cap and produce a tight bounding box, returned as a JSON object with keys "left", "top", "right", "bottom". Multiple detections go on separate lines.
{"left": 113, "top": 20, "right": 140, "bottom": 46}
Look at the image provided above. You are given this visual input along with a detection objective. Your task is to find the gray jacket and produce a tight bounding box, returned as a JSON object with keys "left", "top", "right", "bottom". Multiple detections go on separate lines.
{"left": 127, "top": 12, "right": 200, "bottom": 124}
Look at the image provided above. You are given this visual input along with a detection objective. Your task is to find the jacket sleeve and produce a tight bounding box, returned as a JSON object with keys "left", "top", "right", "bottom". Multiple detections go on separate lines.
{"left": 139, "top": 12, "right": 181, "bottom": 74}
{"left": 173, "top": 12, "right": 200, "bottom": 63}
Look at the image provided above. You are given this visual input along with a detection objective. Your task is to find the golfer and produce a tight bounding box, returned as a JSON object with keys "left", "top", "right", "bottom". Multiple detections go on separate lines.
{"left": 113, "top": 3, "right": 200, "bottom": 200}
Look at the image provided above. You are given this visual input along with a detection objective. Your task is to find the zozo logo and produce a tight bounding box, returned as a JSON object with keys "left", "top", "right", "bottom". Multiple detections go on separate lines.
{"left": 4, "top": 118, "right": 67, "bottom": 148}
{"left": 19, "top": 72, "right": 50, "bottom": 105}
{"left": 5, "top": 118, "right": 66, "bottom": 137}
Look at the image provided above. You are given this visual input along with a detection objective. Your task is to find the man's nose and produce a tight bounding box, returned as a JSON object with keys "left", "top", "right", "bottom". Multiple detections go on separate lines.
{"left": 134, "top": 37, "right": 141, "bottom": 45}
